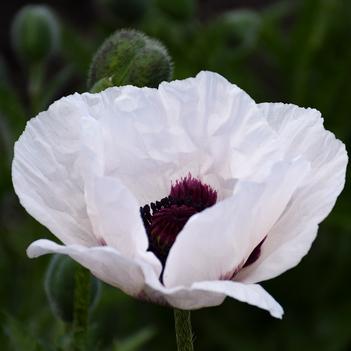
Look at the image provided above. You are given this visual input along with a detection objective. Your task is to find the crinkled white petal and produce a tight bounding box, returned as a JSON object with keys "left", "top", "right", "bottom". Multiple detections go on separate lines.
{"left": 76, "top": 112, "right": 150, "bottom": 257}
{"left": 12, "top": 71, "right": 284, "bottom": 249}
{"left": 80, "top": 86, "right": 175, "bottom": 204}
{"left": 163, "top": 159, "right": 310, "bottom": 288}
{"left": 12, "top": 95, "right": 152, "bottom": 259}
{"left": 27, "top": 239, "right": 282, "bottom": 318}
{"left": 12, "top": 96, "right": 98, "bottom": 246}
{"left": 236, "top": 103, "right": 348, "bottom": 283}
{"left": 12, "top": 71, "right": 283, "bottom": 248}
{"left": 79, "top": 71, "right": 282, "bottom": 203}
{"left": 142, "top": 268, "right": 283, "bottom": 318}
{"left": 14, "top": 72, "right": 347, "bottom": 317}
{"left": 157, "top": 71, "right": 283, "bottom": 184}
{"left": 84, "top": 175, "right": 148, "bottom": 256}
{"left": 27, "top": 239, "right": 161, "bottom": 296}
{"left": 192, "top": 281, "right": 283, "bottom": 318}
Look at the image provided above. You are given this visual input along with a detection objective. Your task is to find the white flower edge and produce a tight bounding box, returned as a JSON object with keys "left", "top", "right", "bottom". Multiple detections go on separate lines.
{"left": 13, "top": 71, "right": 348, "bottom": 318}
{"left": 163, "top": 159, "right": 310, "bottom": 288}
{"left": 12, "top": 71, "right": 281, "bottom": 250}
{"left": 27, "top": 239, "right": 283, "bottom": 318}
{"left": 236, "top": 102, "right": 348, "bottom": 283}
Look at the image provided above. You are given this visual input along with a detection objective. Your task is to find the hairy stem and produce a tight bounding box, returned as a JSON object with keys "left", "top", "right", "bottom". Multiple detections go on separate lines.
{"left": 173, "top": 309, "right": 194, "bottom": 351}
{"left": 72, "top": 266, "right": 90, "bottom": 351}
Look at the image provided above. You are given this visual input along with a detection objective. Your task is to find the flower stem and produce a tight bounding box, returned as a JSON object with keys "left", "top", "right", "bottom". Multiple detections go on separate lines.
{"left": 72, "top": 266, "right": 90, "bottom": 351}
{"left": 173, "top": 309, "right": 194, "bottom": 351}
{"left": 28, "top": 62, "right": 45, "bottom": 115}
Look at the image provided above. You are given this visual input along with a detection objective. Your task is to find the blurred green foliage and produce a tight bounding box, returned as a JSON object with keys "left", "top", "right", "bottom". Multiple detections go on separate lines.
{"left": 0, "top": 0, "right": 350, "bottom": 350}
{"left": 45, "top": 255, "right": 101, "bottom": 323}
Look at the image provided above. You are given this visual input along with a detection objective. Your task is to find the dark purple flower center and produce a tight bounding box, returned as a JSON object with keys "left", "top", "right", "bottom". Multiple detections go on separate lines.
{"left": 140, "top": 174, "right": 217, "bottom": 264}
{"left": 140, "top": 174, "right": 266, "bottom": 277}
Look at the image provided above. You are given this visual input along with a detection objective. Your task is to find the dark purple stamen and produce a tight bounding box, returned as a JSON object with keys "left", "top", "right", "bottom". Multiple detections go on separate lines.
{"left": 140, "top": 174, "right": 217, "bottom": 264}
{"left": 170, "top": 174, "right": 217, "bottom": 210}
{"left": 140, "top": 174, "right": 266, "bottom": 278}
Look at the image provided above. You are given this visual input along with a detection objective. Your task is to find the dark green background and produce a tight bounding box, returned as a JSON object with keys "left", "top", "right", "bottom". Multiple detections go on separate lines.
{"left": 0, "top": 0, "right": 350, "bottom": 350}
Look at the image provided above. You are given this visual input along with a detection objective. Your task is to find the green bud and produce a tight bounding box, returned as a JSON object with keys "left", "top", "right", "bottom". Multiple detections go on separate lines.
{"left": 155, "top": 0, "right": 196, "bottom": 20}
{"left": 11, "top": 5, "right": 60, "bottom": 63}
{"left": 88, "top": 29, "right": 173, "bottom": 90}
{"left": 45, "top": 255, "right": 100, "bottom": 323}
{"left": 90, "top": 77, "right": 114, "bottom": 93}
{"left": 97, "top": 0, "right": 149, "bottom": 23}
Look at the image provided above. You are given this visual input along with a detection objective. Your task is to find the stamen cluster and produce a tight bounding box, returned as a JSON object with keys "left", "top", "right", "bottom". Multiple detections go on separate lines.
{"left": 140, "top": 175, "right": 217, "bottom": 264}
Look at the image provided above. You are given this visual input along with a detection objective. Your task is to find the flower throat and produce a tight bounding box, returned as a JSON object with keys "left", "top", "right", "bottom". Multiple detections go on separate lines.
{"left": 140, "top": 174, "right": 217, "bottom": 265}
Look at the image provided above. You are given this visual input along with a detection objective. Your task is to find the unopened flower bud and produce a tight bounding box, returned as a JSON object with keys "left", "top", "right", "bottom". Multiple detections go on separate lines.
{"left": 11, "top": 5, "right": 60, "bottom": 63}
{"left": 88, "top": 29, "right": 173, "bottom": 91}
{"left": 90, "top": 77, "right": 114, "bottom": 93}
{"left": 45, "top": 255, "right": 100, "bottom": 323}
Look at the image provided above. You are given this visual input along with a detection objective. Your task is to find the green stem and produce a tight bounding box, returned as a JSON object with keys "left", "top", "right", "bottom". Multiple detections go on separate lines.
{"left": 72, "top": 266, "right": 90, "bottom": 351}
{"left": 173, "top": 309, "right": 194, "bottom": 351}
{"left": 28, "top": 62, "right": 45, "bottom": 115}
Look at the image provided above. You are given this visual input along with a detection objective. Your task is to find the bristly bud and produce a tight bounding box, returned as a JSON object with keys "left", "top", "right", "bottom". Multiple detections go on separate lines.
{"left": 44, "top": 255, "right": 100, "bottom": 323}
{"left": 90, "top": 77, "right": 114, "bottom": 93}
{"left": 87, "top": 29, "right": 173, "bottom": 91}
{"left": 11, "top": 5, "right": 60, "bottom": 63}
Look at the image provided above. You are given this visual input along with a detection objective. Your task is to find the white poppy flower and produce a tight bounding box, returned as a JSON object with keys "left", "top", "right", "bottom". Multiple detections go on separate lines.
{"left": 12, "top": 71, "right": 347, "bottom": 319}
